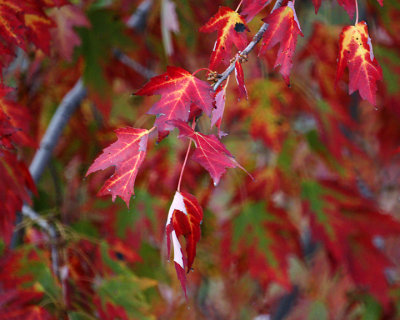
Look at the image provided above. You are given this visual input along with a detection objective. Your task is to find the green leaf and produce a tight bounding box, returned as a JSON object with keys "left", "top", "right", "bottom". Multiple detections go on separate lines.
{"left": 361, "top": 295, "right": 382, "bottom": 320}
{"left": 301, "top": 180, "right": 335, "bottom": 239}
{"left": 308, "top": 300, "right": 328, "bottom": 320}
{"left": 76, "top": 9, "right": 131, "bottom": 92}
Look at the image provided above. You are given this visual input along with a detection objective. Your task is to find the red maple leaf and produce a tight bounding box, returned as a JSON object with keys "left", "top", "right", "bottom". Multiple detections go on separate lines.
{"left": 0, "top": 0, "right": 67, "bottom": 74}
{"left": 336, "top": 21, "right": 382, "bottom": 106}
{"left": 135, "top": 67, "right": 214, "bottom": 138}
{"left": 0, "top": 87, "right": 35, "bottom": 148}
{"left": 0, "top": 151, "right": 35, "bottom": 244}
{"left": 169, "top": 119, "right": 245, "bottom": 186}
{"left": 200, "top": 7, "right": 249, "bottom": 70}
{"left": 0, "top": 251, "right": 52, "bottom": 320}
{"left": 312, "top": 0, "right": 383, "bottom": 17}
{"left": 240, "top": 0, "right": 271, "bottom": 22}
{"left": 0, "top": 108, "right": 16, "bottom": 148}
{"left": 302, "top": 180, "right": 400, "bottom": 307}
{"left": 259, "top": 1, "right": 304, "bottom": 85}
{"left": 211, "top": 84, "right": 227, "bottom": 138}
{"left": 86, "top": 127, "right": 150, "bottom": 207}
{"left": 235, "top": 60, "right": 248, "bottom": 99}
{"left": 23, "top": 7, "right": 55, "bottom": 54}
{"left": 312, "top": 0, "right": 322, "bottom": 13}
{"left": 336, "top": 0, "right": 356, "bottom": 18}
{"left": 166, "top": 191, "right": 203, "bottom": 296}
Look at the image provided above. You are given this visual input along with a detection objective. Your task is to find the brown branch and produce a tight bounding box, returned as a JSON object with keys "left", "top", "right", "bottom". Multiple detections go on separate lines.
{"left": 212, "top": 0, "right": 284, "bottom": 92}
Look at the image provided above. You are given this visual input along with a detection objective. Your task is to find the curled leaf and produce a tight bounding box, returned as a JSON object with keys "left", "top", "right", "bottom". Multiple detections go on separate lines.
{"left": 166, "top": 191, "right": 203, "bottom": 296}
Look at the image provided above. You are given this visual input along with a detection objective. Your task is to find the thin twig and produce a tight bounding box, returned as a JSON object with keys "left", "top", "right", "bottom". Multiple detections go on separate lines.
{"left": 176, "top": 121, "right": 196, "bottom": 192}
{"left": 177, "top": 141, "right": 192, "bottom": 192}
{"left": 126, "top": 0, "right": 153, "bottom": 30}
{"left": 354, "top": 0, "right": 359, "bottom": 25}
{"left": 22, "top": 205, "right": 60, "bottom": 278}
{"left": 29, "top": 79, "right": 87, "bottom": 183}
{"left": 212, "top": 0, "right": 285, "bottom": 92}
{"left": 113, "top": 49, "right": 156, "bottom": 79}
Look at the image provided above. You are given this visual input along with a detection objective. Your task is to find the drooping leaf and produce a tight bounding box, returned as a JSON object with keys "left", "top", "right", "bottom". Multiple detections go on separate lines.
{"left": 211, "top": 84, "right": 227, "bottom": 138}
{"left": 336, "top": 0, "right": 356, "bottom": 19}
{"left": 312, "top": 0, "right": 322, "bottom": 14}
{"left": 336, "top": 21, "right": 382, "bottom": 106}
{"left": 169, "top": 119, "right": 243, "bottom": 186}
{"left": 135, "top": 67, "right": 214, "bottom": 138}
{"left": 311, "top": 0, "right": 383, "bottom": 17}
{"left": 86, "top": 127, "right": 150, "bottom": 207}
{"left": 259, "top": 1, "right": 304, "bottom": 85}
{"left": 0, "top": 151, "right": 35, "bottom": 244}
{"left": 165, "top": 191, "right": 203, "bottom": 296}
{"left": 0, "top": 87, "right": 35, "bottom": 148}
{"left": 335, "top": 0, "right": 383, "bottom": 19}
{"left": 240, "top": 0, "right": 271, "bottom": 22}
{"left": 200, "top": 7, "right": 249, "bottom": 70}
{"left": 235, "top": 60, "right": 248, "bottom": 99}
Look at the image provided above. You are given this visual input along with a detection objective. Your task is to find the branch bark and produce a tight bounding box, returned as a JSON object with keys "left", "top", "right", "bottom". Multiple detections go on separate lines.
{"left": 22, "top": 205, "right": 60, "bottom": 277}
{"left": 29, "top": 79, "right": 86, "bottom": 183}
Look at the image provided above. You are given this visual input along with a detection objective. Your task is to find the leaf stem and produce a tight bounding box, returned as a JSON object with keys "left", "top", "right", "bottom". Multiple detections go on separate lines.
{"left": 193, "top": 67, "right": 213, "bottom": 76}
{"left": 176, "top": 121, "right": 196, "bottom": 192}
{"left": 148, "top": 126, "right": 156, "bottom": 134}
{"left": 235, "top": 0, "right": 244, "bottom": 12}
{"left": 355, "top": 0, "right": 359, "bottom": 24}
{"left": 212, "top": 0, "right": 284, "bottom": 92}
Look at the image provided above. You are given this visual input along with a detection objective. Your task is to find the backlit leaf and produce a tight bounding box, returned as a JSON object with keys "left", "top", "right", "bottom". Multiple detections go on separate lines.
{"left": 259, "top": 1, "right": 303, "bottom": 85}
{"left": 200, "top": 7, "right": 249, "bottom": 70}
{"left": 240, "top": 0, "right": 271, "bottom": 22}
{"left": 135, "top": 67, "right": 214, "bottom": 138}
{"left": 86, "top": 128, "right": 150, "bottom": 207}
{"left": 336, "top": 21, "right": 382, "bottom": 106}
{"left": 166, "top": 191, "right": 203, "bottom": 296}
{"left": 169, "top": 119, "right": 243, "bottom": 186}
{"left": 235, "top": 60, "right": 248, "bottom": 99}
